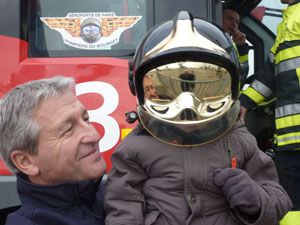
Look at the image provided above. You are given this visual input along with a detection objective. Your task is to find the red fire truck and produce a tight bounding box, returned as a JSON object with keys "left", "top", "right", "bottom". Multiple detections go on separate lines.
{"left": 0, "top": 0, "right": 285, "bottom": 222}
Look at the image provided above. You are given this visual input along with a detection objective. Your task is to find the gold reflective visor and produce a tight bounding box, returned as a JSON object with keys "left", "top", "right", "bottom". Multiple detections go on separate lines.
{"left": 142, "top": 61, "right": 233, "bottom": 121}
{"left": 143, "top": 61, "right": 231, "bottom": 102}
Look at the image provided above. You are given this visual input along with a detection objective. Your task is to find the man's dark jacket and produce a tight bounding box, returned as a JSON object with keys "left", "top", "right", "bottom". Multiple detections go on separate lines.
{"left": 5, "top": 174, "right": 105, "bottom": 225}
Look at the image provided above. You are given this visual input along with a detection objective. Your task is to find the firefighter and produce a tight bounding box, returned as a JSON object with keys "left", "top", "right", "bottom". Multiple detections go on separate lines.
{"left": 239, "top": 0, "right": 300, "bottom": 224}
{"left": 104, "top": 11, "right": 292, "bottom": 225}
{"left": 222, "top": 8, "right": 249, "bottom": 87}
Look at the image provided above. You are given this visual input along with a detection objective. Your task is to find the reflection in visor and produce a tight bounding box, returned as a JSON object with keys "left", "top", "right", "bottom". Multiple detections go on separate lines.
{"left": 142, "top": 61, "right": 233, "bottom": 121}
{"left": 143, "top": 61, "right": 231, "bottom": 101}
{"left": 82, "top": 25, "right": 100, "bottom": 35}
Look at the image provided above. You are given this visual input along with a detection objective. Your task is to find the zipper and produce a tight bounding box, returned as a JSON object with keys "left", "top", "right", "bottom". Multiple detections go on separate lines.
{"left": 226, "top": 140, "right": 237, "bottom": 169}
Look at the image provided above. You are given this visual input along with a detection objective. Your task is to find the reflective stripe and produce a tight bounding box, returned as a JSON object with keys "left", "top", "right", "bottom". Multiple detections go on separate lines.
{"left": 274, "top": 133, "right": 278, "bottom": 145}
{"left": 276, "top": 114, "right": 300, "bottom": 129}
{"left": 275, "top": 57, "right": 300, "bottom": 74}
{"left": 275, "top": 104, "right": 300, "bottom": 118}
{"left": 257, "top": 97, "right": 276, "bottom": 107}
{"left": 275, "top": 131, "right": 300, "bottom": 146}
{"left": 239, "top": 54, "right": 248, "bottom": 64}
{"left": 243, "top": 87, "right": 265, "bottom": 104}
{"left": 280, "top": 211, "right": 300, "bottom": 225}
{"left": 251, "top": 80, "right": 273, "bottom": 97}
{"left": 276, "top": 46, "right": 300, "bottom": 64}
{"left": 233, "top": 42, "right": 248, "bottom": 64}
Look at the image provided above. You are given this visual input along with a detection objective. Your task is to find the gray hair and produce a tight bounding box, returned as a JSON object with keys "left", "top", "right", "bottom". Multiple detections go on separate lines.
{"left": 0, "top": 76, "right": 75, "bottom": 173}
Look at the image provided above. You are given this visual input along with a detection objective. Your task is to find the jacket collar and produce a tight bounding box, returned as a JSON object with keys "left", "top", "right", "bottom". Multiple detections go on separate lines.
{"left": 16, "top": 173, "right": 102, "bottom": 208}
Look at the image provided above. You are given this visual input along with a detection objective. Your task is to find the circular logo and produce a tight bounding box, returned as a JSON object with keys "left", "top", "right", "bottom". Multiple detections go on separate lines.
{"left": 80, "top": 18, "right": 101, "bottom": 43}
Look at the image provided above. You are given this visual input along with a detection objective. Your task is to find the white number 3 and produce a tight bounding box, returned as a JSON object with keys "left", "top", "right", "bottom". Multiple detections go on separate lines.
{"left": 76, "top": 81, "right": 120, "bottom": 153}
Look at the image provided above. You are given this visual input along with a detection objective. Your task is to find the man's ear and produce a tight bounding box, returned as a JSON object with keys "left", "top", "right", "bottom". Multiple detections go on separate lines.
{"left": 10, "top": 150, "right": 39, "bottom": 176}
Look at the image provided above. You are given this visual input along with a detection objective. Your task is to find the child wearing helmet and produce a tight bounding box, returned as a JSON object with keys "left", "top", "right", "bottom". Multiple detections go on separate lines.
{"left": 104, "top": 11, "right": 291, "bottom": 225}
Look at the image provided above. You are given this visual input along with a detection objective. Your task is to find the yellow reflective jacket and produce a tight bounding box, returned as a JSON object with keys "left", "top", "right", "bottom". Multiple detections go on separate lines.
{"left": 240, "top": 2, "right": 300, "bottom": 151}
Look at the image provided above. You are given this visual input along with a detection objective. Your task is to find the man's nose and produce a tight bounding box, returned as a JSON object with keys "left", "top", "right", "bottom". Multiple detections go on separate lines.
{"left": 81, "top": 122, "right": 101, "bottom": 143}
{"left": 233, "top": 21, "right": 239, "bottom": 28}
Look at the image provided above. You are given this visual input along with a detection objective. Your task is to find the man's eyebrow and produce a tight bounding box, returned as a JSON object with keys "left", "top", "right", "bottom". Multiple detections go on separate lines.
{"left": 55, "top": 110, "right": 80, "bottom": 131}
{"left": 56, "top": 105, "right": 88, "bottom": 128}
{"left": 56, "top": 119, "right": 72, "bottom": 132}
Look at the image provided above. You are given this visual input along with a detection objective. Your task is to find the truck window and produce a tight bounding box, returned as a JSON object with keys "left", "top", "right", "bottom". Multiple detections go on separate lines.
{"left": 29, "top": 0, "right": 147, "bottom": 57}
{"left": 29, "top": 0, "right": 215, "bottom": 58}
{"left": 252, "top": 0, "right": 285, "bottom": 35}
{"left": 244, "top": 0, "right": 286, "bottom": 81}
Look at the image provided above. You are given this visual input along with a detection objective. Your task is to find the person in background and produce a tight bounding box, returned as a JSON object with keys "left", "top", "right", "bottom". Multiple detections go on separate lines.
{"left": 104, "top": 11, "right": 292, "bottom": 225}
{"left": 0, "top": 76, "right": 106, "bottom": 225}
{"left": 222, "top": 8, "right": 250, "bottom": 86}
{"left": 239, "top": 0, "right": 300, "bottom": 224}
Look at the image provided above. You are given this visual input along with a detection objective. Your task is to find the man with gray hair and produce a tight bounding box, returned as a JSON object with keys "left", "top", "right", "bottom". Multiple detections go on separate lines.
{"left": 0, "top": 76, "right": 106, "bottom": 225}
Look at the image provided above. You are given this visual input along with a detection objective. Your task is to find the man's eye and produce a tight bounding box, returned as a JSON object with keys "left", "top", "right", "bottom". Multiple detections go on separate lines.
{"left": 65, "top": 128, "right": 71, "bottom": 133}
{"left": 61, "top": 126, "right": 72, "bottom": 136}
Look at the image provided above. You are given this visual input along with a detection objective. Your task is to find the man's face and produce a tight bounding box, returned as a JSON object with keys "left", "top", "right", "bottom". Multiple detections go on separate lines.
{"left": 31, "top": 91, "right": 106, "bottom": 185}
{"left": 143, "top": 76, "right": 158, "bottom": 99}
{"left": 222, "top": 9, "right": 240, "bottom": 36}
